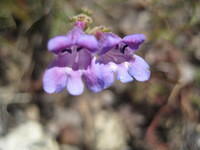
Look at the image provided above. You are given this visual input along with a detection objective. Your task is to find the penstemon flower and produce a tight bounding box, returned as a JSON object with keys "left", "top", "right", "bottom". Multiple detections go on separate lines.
{"left": 43, "top": 21, "right": 99, "bottom": 95}
{"left": 43, "top": 15, "right": 150, "bottom": 95}
{"left": 95, "top": 32, "right": 150, "bottom": 83}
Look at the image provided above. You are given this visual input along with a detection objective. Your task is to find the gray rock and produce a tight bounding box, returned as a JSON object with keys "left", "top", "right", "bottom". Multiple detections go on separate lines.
{"left": 0, "top": 121, "right": 59, "bottom": 150}
{"left": 94, "top": 111, "right": 127, "bottom": 150}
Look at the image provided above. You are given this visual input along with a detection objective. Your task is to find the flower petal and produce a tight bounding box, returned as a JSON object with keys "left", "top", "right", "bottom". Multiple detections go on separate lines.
{"left": 117, "top": 63, "right": 133, "bottom": 83}
{"left": 96, "top": 47, "right": 133, "bottom": 64}
{"left": 47, "top": 36, "right": 71, "bottom": 53}
{"left": 83, "top": 61, "right": 114, "bottom": 92}
{"left": 98, "top": 33, "right": 121, "bottom": 54}
{"left": 77, "top": 34, "right": 98, "bottom": 52}
{"left": 49, "top": 53, "right": 75, "bottom": 68}
{"left": 43, "top": 67, "right": 67, "bottom": 93}
{"left": 66, "top": 71, "right": 84, "bottom": 95}
{"left": 122, "top": 34, "right": 146, "bottom": 50}
{"left": 128, "top": 55, "right": 150, "bottom": 81}
{"left": 66, "top": 26, "right": 84, "bottom": 44}
{"left": 76, "top": 49, "right": 92, "bottom": 70}
{"left": 83, "top": 72, "right": 104, "bottom": 93}
{"left": 47, "top": 26, "right": 84, "bottom": 54}
{"left": 95, "top": 63, "right": 115, "bottom": 89}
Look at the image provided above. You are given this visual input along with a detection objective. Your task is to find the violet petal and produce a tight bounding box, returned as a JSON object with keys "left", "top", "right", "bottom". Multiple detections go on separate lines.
{"left": 76, "top": 49, "right": 92, "bottom": 70}
{"left": 43, "top": 67, "right": 67, "bottom": 93}
{"left": 77, "top": 34, "right": 98, "bottom": 52}
{"left": 83, "top": 72, "right": 104, "bottom": 93}
{"left": 98, "top": 33, "right": 121, "bottom": 54}
{"left": 122, "top": 34, "right": 146, "bottom": 50}
{"left": 83, "top": 61, "right": 114, "bottom": 92}
{"left": 128, "top": 55, "right": 150, "bottom": 81}
{"left": 117, "top": 63, "right": 133, "bottom": 83}
{"left": 49, "top": 53, "right": 75, "bottom": 68}
{"left": 47, "top": 36, "right": 71, "bottom": 53}
{"left": 66, "top": 71, "right": 84, "bottom": 95}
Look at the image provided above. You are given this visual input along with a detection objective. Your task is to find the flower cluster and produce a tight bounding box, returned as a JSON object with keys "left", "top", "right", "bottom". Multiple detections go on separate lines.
{"left": 43, "top": 18, "right": 150, "bottom": 95}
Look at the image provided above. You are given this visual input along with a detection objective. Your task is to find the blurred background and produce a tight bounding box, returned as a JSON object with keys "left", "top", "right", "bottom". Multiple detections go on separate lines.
{"left": 0, "top": 0, "right": 200, "bottom": 150}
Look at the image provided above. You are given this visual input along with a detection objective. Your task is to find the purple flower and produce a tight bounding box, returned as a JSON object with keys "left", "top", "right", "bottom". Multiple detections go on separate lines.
{"left": 43, "top": 21, "right": 150, "bottom": 96}
{"left": 95, "top": 32, "right": 150, "bottom": 83}
{"left": 43, "top": 22, "right": 99, "bottom": 95}
{"left": 43, "top": 22, "right": 115, "bottom": 95}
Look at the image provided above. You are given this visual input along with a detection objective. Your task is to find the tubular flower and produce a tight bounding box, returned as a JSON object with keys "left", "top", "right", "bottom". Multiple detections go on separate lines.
{"left": 95, "top": 32, "right": 150, "bottom": 83}
{"left": 43, "top": 21, "right": 150, "bottom": 95}
{"left": 43, "top": 21, "right": 100, "bottom": 95}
